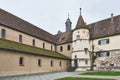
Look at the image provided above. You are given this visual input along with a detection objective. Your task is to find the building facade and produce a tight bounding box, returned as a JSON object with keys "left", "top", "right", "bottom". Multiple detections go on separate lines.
{"left": 0, "top": 8, "right": 120, "bottom": 76}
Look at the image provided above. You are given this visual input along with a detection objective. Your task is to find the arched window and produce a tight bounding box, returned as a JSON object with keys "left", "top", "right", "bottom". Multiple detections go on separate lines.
{"left": 60, "top": 46, "right": 63, "bottom": 52}
{"left": 43, "top": 43, "right": 45, "bottom": 49}
{"left": 67, "top": 45, "right": 70, "bottom": 50}
{"left": 1, "top": 29, "right": 6, "bottom": 39}
{"left": 19, "top": 57, "right": 24, "bottom": 66}
{"left": 59, "top": 61, "right": 62, "bottom": 67}
{"left": 19, "top": 34, "right": 22, "bottom": 43}
{"left": 38, "top": 59, "right": 41, "bottom": 67}
{"left": 33, "top": 39, "right": 35, "bottom": 46}
{"left": 51, "top": 60, "right": 53, "bottom": 67}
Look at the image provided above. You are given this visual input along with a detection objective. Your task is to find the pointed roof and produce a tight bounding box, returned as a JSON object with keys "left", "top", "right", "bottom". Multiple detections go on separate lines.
{"left": 75, "top": 15, "right": 86, "bottom": 29}
{"left": 75, "top": 8, "right": 88, "bottom": 30}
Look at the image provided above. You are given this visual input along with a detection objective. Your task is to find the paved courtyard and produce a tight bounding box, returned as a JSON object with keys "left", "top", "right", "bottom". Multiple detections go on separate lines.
{"left": 0, "top": 71, "right": 120, "bottom": 80}
{"left": 0, "top": 72, "right": 80, "bottom": 80}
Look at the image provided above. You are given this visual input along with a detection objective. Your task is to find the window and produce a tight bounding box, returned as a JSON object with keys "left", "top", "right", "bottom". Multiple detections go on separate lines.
{"left": 51, "top": 60, "right": 53, "bottom": 67}
{"left": 98, "top": 39, "right": 109, "bottom": 45}
{"left": 75, "top": 55, "right": 77, "bottom": 58}
{"left": 85, "top": 60, "right": 88, "bottom": 65}
{"left": 100, "top": 51, "right": 109, "bottom": 57}
{"left": 32, "top": 39, "right": 35, "bottom": 46}
{"left": 110, "top": 64, "right": 114, "bottom": 67}
{"left": 43, "top": 43, "right": 45, "bottom": 49}
{"left": 38, "top": 59, "right": 41, "bottom": 67}
{"left": 19, "top": 57, "right": 24, "bottom": 66}
{"left": 59, "top": 61, "right": 62, "bottom": 67}
{"left": 84, "top": 48, "right": 88, "bottom": 54}
{"left": 19, "top": 34, "right": 22, "bottom": 43}
{"left": 67, "top": 45, "right": 70, "bottom": 50}
{"left": 60, "top": 46, "right": 63, "bottom": 52}
{"left": 76, "top": 35, "right": 80, "bottom": 40}
{"left": 1, "top": 29, "right": 6, "bottom": 39}
{"left": 51, "top": 45, "right": 53, "bottom": 51}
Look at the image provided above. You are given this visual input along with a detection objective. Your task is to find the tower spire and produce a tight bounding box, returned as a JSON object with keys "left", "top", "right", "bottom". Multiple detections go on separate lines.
{"left": 65, "top": 13, "right": 72, "bottom": 32}
{"left": 80, "top": 8, "right": 82, "bottom": 15}
{"left": 68, "top": 13, "right": 69, "bottom": 19}
{"left": 75, "top": 8, "right": 87, "bottom": 29}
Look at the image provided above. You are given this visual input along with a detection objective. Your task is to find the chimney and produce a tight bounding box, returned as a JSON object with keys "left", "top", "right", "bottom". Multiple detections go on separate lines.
{"left": 111, "top": 13, "right": 114, "bottom": 23}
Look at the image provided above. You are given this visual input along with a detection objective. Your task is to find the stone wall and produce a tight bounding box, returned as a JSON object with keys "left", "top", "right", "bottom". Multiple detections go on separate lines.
{"left": 95, "top": 50, "right": 120, "bottom": 70}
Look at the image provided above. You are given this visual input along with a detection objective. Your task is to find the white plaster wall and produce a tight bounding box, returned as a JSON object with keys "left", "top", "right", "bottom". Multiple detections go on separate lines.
{"left": 72, "top": 29, "right": 90, "bottom": 51}
{"left": 93, "top": 35, "right": 120, "bottom": 51}
{"left": 72, "top": 52, "right": 90, "bottom": 59}
{"left": 93, "top": 35, "right": 120, "bottom": 69}
{"left": 71, "top": 59, "right": 90, "bottom": 67}
{"left": 78, "top": 60, "right": 90, "bottom": 67}
{"left": 72, "top": 28, "right": 91, "bottom": 70}
{"left": 72, "top": 29, "right": 89, "bottom": 41}
{"left": 73, "top": 40, "right": 90, "bottom": 51}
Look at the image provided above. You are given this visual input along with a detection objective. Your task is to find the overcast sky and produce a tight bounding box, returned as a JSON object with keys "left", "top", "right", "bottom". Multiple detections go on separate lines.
{"left": 0, "top": 0, "right": 120, "bottom": 34}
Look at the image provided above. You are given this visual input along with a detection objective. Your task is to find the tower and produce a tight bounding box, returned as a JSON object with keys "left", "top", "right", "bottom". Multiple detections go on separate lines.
{"left": 71, "top": 8, "right": 91, "bottom": 71}
{"left": 65, "top": 14, "right": 72, "bottom": 32}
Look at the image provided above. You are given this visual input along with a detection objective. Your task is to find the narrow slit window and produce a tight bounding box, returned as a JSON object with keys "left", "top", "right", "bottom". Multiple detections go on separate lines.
{"left": 33, "top": 39, "right": 35, "bottom": 46}
{"left": 38, "top": 59, "right": 41, "bottom": 67}
{"left": 51, "top": 60, "right": 53, "bottom": 67}
{"left": 60, "top": 46, "right": 63, "bottom": 52}
{"left": 19, "top": 34, "right": 22, "bottom": 43}
{"left": 19, "top": 57, "right": 24, "bottom": 66}
{"left": 67, "top": 45, "right": 70, "bottom": 50}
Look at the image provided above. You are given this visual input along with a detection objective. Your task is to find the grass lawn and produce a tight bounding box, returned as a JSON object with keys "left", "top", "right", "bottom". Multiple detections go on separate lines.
{"left": 56, "top": 77, "right": 115, "bottom": 80}
{"left": 81, "top": 71, "right": 120, "bottom": 76}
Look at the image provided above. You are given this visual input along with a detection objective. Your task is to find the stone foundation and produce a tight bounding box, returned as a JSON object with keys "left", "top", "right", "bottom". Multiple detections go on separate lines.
{"left": 95, "top": 50, "right": 120, "bottom": 71}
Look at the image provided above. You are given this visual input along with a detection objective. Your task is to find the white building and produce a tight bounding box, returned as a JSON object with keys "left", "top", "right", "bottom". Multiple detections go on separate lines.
{"left": 71, "top": 12, "right": 120, "bottom": 71}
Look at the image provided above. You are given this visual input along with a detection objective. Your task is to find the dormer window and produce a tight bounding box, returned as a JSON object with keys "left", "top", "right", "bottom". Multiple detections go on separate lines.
{"left": 76, "top": 35, "right": 80, "bottom": 40}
